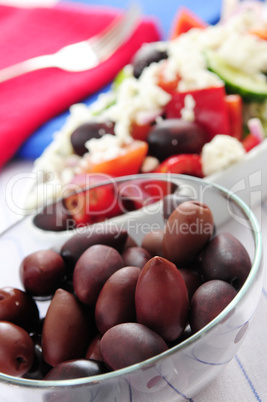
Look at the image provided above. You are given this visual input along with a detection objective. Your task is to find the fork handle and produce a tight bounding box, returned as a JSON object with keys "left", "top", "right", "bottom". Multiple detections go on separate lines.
{"left": 0, "top": 55, "right": 53, "bottom": 83}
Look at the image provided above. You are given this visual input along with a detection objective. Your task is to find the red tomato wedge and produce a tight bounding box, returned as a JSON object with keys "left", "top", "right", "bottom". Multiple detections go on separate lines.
{"left": 225, "top": 94, "right": 243, "bottom": 140}
{"left": 170, "top": 7, "right": 207, "bottom": 40}
{"left": 249, "top": 29, "right": 267, "bottom": 41}
{"left": 82, "top": 140, "right": 148, "bottom": 177}
{"left": 130, "top": 122, "right": 152, "bottom": 141}
{"left": 242, "top": 134, "right": 261, "bottom": 152}
{"left": 165, "top": 86, "right": 231, "bottom": 141}
{"left": 154, "top": 154, "right": 203, "bottom": 178}
{"left": 63, "top": 174, "right": 121, "bottom": 227}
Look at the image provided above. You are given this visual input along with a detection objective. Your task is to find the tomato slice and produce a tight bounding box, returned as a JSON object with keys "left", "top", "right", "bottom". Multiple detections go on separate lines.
{"left": 130, "top": 122, "right": 152, "bottom": 141}
{"left": 225, "top": 94, "right": 243, "bottom": 140}
{"left": 170, "top": 7, "right": 207, "bottom": 40}
{"left": 165, "top": 86, "right": 230, "bottom": 141}
{"left": 83, "top": 140, "right": 148, "bottom": 177}
{"left": 63, "top": 174, "right": 121, "bottom": 227}
{"left": 154, "top": 154, "right": 203, "bottom": 178}
{"left": 242, "top": 134, "right": 261, "bottom": 152}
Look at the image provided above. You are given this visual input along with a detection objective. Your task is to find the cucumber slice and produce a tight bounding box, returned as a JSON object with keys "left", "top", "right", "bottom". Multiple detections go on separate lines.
{"left": 206, "top": 50, "right": 267, "bottom": 103}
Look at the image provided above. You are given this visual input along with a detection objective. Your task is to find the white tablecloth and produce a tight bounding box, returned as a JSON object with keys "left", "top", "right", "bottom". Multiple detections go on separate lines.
{"left": 0, "top": 159, "right": 267, "bottom": 401}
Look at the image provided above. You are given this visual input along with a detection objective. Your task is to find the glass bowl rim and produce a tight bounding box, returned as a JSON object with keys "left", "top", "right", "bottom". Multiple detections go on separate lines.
{"left": 0, "top": 173, "right": 262, "bottom": 388}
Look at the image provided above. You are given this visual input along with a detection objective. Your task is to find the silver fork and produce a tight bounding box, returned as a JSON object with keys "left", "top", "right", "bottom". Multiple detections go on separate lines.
{"left": 0, "top": 4, "right": 141, "bottom": 84}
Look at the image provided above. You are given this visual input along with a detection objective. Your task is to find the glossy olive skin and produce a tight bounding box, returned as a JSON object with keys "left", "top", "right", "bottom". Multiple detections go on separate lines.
{"left": 200, "top": 233, "right": 252, "bottom": 290}
{"left": 189, "top": 280, "right": 237, "bottom": 333}
{"left": 100, "top": 323, "right": 168, "bottom": 370}
{"left": 0, "top": 287, "right": 39, "bottom": 333}
{"left": 42, "top": 289, "right": 91, "bottom": 367}
{"left": 132, "top": 43, "right": 168, "bottom": 78}
{"left": 61, "top": 226, "right": 128, "bottom": 275}
{"left": 95, "top": 267, "right": 141, "bottom": 334}
{"left": 20, "top": 250, "right": 66, "bottom": 297}
{"left": 141, "top": 230, "right": 164, "bottom": 257}
{"left": 122, "top": 246, "right": 152, "bottom": 269}
{"left": 44, "top": 359, "right": 108, "bottom": 380}
{"left": 0, "top": 321, "right": 34, "bottom": 377}
{"left": 71, "top": 121, "right": 115, "bottom": 156}
{"left": 135, "top": 256, "right": 189, "bottom": 341}
{"left": 73, "top": 245, "right": 124, "bottom": 306}
{"left": 147, "top": 119, "right": 208, "bottom": 161}
{"left": 33, "top": 200, "right": 73, "bottom": 232}
{"left": 162, "top": 194, "right": 193, "bottom": 220}
{"left": 163, "top": 201, "right": 214, "bottom": 265}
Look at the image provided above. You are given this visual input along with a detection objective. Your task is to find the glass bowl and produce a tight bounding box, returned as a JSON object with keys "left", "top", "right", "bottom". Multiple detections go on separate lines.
{"left": 0, "top": 174, "right": 263, "bottom": 402}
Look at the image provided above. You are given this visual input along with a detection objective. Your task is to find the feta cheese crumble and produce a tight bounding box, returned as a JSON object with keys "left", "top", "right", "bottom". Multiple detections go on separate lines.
{"left": 201, "top": 135, "right": 246, "bottom": 176}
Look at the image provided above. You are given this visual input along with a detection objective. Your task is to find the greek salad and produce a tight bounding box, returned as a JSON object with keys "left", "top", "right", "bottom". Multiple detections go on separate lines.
{"left": 26, "top": 1, "right": 267, "bottom": 221}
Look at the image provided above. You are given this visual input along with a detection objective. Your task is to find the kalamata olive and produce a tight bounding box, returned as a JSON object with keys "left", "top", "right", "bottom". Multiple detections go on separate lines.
{"left": 23, "top": 334, "right": 51, "bottom": 380}
{"left": 0, "top": 287, "right": 39, "bottom": 333}
{"left": 200, "top": 233, "right": 252, "bottom": 290}
{"left": 0, "top": 321, "right": 34, "bottom": 377}
{"left": 100, "top": 323, "right": 168, "bottom": 370}
{"left": 179, "top": 269, "right": 202, "bottom": 300}
{"left": 33, "top": 200, "right": 73, "bottom": 232}
{"left": 189, "top": 280, "right": 237, "bottom": 333}
{"left": 95, "top": 266, "right": 141, "bottom": 334}
{"left": 162, "top": 194, "right": 193, "bottom": 220}
{"left": 44, "top": 359, "right": 108, "bottom": 380}
{"left": 122, "top": 246, "right": 152, "bottom": 269}
{"left": 135, "top": 256, "right": 189, "bottom": 341}
{"left": 71, "top": 121, "right": 115, "bottom": 156}
{"left": 42, "top": 289, "right": 91, "bottom": 367}
{"left": 85, "top": 334, "right": 104, "bottom": 362}
{"left": 141, "top": 230, "right": 164, "bottom": 257}
{"left": 163, "top": 201, "right": 214, "bottom": 265}
{"left": 20, "top": 250, "right": 66, "bottom": 297}
{"left": 132, "top": 42, "right": 168, "bottom": 78}
{"left": 61, "top": 226, "right": 128, "bottom": 275}
{"left": 147, "top": 119, "right": 208, "bottom": 161}
{"left": 73, "top": 245, "right": 124, "bottom": 306}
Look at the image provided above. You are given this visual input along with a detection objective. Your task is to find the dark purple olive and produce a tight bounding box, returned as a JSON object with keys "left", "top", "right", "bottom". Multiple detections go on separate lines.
{"left": 42, "top": 289, "right": 91, "bottom": 367}
{"left": 0, "top": 287, "right": 39, "bottom": 333}
{"left": 200, "top": 233, "right": 252, "bottom": 290}
{"left": 147, "top": 119, "right": 209, "bottom": 161}
{"left": 135, "top": 256, "right": 189, "bottom": 341}
{"left": 162, "top": 194, "right": 193, "bottom": 220}
{"left": 44, "top": 359, "right": 108, "bottom": 380}
{"left": 73, "top": 245, "right": 124, "bottom": 306}
{"left": 0, "top": 321, "right": 35, "bottom": 377}
{"left": 189, "top": 280, "right": 237, "bottom": 333}
{"left": 162, "top": 201, "right": 214, "bottom": 265}
{"left": 60, "top": 226, "right": 128, "bottom": 275}
{"left": 33, "top": 201, "right": 73, "bottom": 232}
{"left": 95, "top": 266, "right": 140, "bottom": 334}
{"left": 132, "top": 43, "right": 168, "bottom": 78}
{"left": 100, "top": 323, "right": 168, "bottom": 370}
{"left": 141, "top": 230, "right": 164, "bottom": 257}
{"left": 71, "top": 121, "right": 115, "bottom": 156}
{"left": 122, "top": 247, "right": 152, "bottom": 269}
{"left": 20, "top": 250, "right": 66, "bottom": 297}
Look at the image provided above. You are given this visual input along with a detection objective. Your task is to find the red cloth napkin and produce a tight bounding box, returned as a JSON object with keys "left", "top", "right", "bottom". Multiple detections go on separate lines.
{"left": 0, "top": 3, "right": 161, "bottom": 169}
